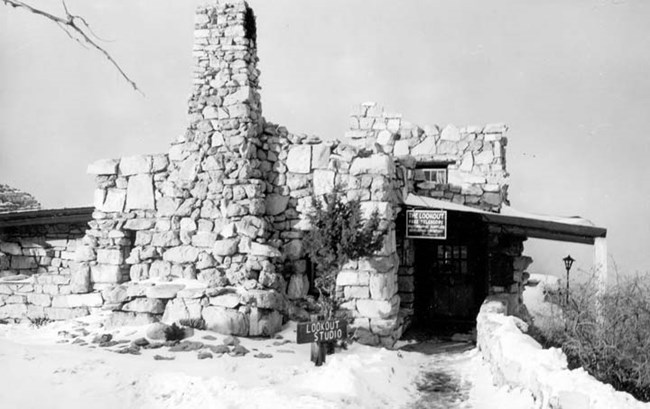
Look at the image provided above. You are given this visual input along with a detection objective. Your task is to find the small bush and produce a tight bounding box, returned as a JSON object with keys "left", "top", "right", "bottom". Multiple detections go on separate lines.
{"left": 303, "top": 186, "right": 385, "bottom": 319}
{"left": 179, "top": 318, "right": 206, "bottom": 330}
{"left": 28, "top": 316, "right": 52, "bottom": 328}
{"left": 531, "top": 274, "right": 650, "bottom": 401}
{"left": 163, "top": 323, "right": 186, "bottom": 342}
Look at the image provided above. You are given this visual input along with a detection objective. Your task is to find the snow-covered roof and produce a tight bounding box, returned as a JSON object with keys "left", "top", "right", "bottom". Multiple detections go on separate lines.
{"left": 403, "top": 194, "right": 606, "bottom": 244}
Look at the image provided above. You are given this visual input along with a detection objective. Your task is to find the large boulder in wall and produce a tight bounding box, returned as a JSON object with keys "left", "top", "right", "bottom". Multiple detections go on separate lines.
{"left": 162, "top": 297, "right": 206, "bottom": 324}
{"left": 249, "top": 308, "right": 283, "bottom": 337}
{"left": 202, "top": 306, "right": 249, "bottom": 336}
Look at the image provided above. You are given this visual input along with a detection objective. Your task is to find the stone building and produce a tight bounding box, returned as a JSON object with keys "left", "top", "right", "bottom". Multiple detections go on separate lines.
{"left": 0, "top": 0, "right": 607, "bottom": 347}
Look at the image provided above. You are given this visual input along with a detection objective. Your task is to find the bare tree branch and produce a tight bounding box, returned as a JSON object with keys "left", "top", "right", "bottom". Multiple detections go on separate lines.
{"left": 2, "top": 0, "right": 142, "bottom": 94}
{"left": 73, "top": 14, "right": 113, "bottom": 43}
{"left": 55, "top": 20, "right": 89, "bottom": 49}
{"left": 60, "top": 0, "right": 69, "bottom": 15}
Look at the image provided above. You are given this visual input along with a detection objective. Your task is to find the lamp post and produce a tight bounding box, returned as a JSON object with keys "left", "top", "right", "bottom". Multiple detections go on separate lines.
{"left": 563, "top": 255, "right": 575, "bottom": 304}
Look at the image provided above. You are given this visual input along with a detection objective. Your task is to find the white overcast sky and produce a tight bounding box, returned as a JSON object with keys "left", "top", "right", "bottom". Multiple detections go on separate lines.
{"left": 1, "top": 0, "right": 649, "bottom": 276}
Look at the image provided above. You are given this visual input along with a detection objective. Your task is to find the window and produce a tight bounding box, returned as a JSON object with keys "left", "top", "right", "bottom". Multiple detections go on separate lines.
{"left": 434, "top": 244, "right": 468, "bottom": 275}
{"left": 414, "top": 165, "right": 448, "bottom": 185}
{"left": 422, "top": 168, "right": 447, "bottom": 184}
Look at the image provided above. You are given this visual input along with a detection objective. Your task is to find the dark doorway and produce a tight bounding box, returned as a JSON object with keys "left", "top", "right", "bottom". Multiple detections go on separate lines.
{"left": 412, "top": 212, "right": 487, "bottom": 333}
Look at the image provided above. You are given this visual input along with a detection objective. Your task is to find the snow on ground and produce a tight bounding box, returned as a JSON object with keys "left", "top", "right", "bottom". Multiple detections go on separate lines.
{"left": 458, "top": 350, "right": 535, "bottom": 409}
{"left": 0, "top": 316, "right": 534, "bottom": 409}
{"left": 523, "top": 273, "right": 564, "bottom": 332}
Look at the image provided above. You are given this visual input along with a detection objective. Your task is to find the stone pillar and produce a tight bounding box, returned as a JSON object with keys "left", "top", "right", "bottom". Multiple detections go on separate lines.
{"left": 487, "top": 233, "right": 530, "bottom": 319}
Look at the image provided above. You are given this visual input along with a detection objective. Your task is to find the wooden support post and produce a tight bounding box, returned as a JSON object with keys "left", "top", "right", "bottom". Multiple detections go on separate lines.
{"left": 309, "top": 314, "right": 326, "bottom": 366}
{"left": 594, "top": 237, "right": 609, "bottom": 290}
{"left": 311, "top": 341, "right": 327, "bottom": 366}
{"left": 299, "top": 315, "right": 347, "bottom": 366}
{"left": 593, "top": 237, "right": 608, "bottom": 324}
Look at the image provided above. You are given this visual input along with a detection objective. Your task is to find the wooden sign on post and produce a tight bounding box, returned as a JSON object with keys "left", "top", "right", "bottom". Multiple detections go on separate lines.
{"left": 297, "top": 319, "right": 348, "bottom": 366}
{"left": 297, "top": 319, "right": 347, "bottom": 344}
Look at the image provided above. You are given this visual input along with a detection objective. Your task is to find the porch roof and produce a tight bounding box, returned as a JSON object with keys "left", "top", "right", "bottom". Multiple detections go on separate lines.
{"left": 403, "top": 194, "right": 606, "bottom": 245}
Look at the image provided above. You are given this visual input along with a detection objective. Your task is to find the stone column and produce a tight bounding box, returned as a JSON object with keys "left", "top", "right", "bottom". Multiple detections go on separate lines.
{"left": 487, "top": 233, "right": 530, "bottom": 319}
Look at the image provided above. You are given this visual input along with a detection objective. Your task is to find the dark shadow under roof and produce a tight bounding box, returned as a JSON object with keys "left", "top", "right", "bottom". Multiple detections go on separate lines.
{"left": 0, "top": 207, "right": 94, "bottom": 228}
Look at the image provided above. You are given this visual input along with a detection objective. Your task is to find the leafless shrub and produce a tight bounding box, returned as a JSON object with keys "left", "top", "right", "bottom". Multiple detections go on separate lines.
{"left": 531, "top": 272, "right": 650, "bottom": 401}
{"left": 163, "top": 323, "right": 186, "bottom": 342}
{"left": 27, "top": 316, "right": 52, "bottom": 328}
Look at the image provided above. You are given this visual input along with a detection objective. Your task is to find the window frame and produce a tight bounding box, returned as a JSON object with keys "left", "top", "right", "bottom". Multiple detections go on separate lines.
{"left": 421, "top": 168, "right": 448, "bottom": 184}
{"left": 414, "top": 161, "right": 453, "bottom": 185}
{"left": 434, "top": 244, "right": 469, "bottom": 276}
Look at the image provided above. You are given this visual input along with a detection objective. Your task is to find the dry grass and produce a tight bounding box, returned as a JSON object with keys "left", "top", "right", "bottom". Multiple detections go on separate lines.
{"left": 530, "top": 273, "right": 650, "bottom": 401}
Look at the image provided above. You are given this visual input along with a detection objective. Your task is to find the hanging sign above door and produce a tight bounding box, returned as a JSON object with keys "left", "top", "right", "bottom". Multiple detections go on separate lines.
{"left": 406, "top": 209, "right": 447, "bottom": 239}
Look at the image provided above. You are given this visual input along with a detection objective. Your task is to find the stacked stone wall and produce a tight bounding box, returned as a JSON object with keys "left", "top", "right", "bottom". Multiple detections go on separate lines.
{"left": 228, "top": 121, "right": 406, "bottom": 346}
{"left": 0, "top": 222, "right": 95, "bottom": 321}
{"left": 346, "top": 102, "right": 509, "bottom": 211}
{"left": 81, "top": 129, "right": 406, "bottom": 343}
{"left": 395, "top": 218, "right": 416, "bottom": 325}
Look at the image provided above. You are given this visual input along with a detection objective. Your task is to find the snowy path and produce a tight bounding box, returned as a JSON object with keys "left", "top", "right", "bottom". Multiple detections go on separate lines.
{"left": 405, "top": 341, "right": 536, "bottom": 409}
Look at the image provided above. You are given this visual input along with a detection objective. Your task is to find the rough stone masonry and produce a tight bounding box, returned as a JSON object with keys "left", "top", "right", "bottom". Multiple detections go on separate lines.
{"left": 0, "top": 0, "right": 526, "bottom": 347}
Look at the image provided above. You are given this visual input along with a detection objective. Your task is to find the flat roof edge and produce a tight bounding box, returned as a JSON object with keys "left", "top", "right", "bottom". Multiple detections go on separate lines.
{"left": 482, "top": 213, "right": 607, "bottom": 240}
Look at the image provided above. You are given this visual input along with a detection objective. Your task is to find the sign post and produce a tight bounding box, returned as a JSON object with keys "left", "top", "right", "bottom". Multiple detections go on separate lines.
{"left": 297, "top": 318, "right": 348, "bottom": 367}
{"left": 406, "top": 209, "right": 447, "bottom": 239}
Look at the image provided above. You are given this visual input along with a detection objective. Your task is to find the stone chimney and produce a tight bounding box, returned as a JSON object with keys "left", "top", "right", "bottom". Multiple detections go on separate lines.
{"left": 189, "top": 0, "right": 262, "bottom": 141}
{"left": 160, "top": 0, "right": 279, "bottom": 287}
{"left": 81, "top": 0, "right": 285, "bottom": 337}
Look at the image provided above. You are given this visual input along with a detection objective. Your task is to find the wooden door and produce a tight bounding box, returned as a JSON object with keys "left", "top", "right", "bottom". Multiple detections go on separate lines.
{"left": 412, "top": 211, "right": 488, "bottom": 327}
{"left": 430, "top": 244, "right": 474, "bottom": 318}
{"left": 415, "top": 239, "right": 484, "bottom": 323}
